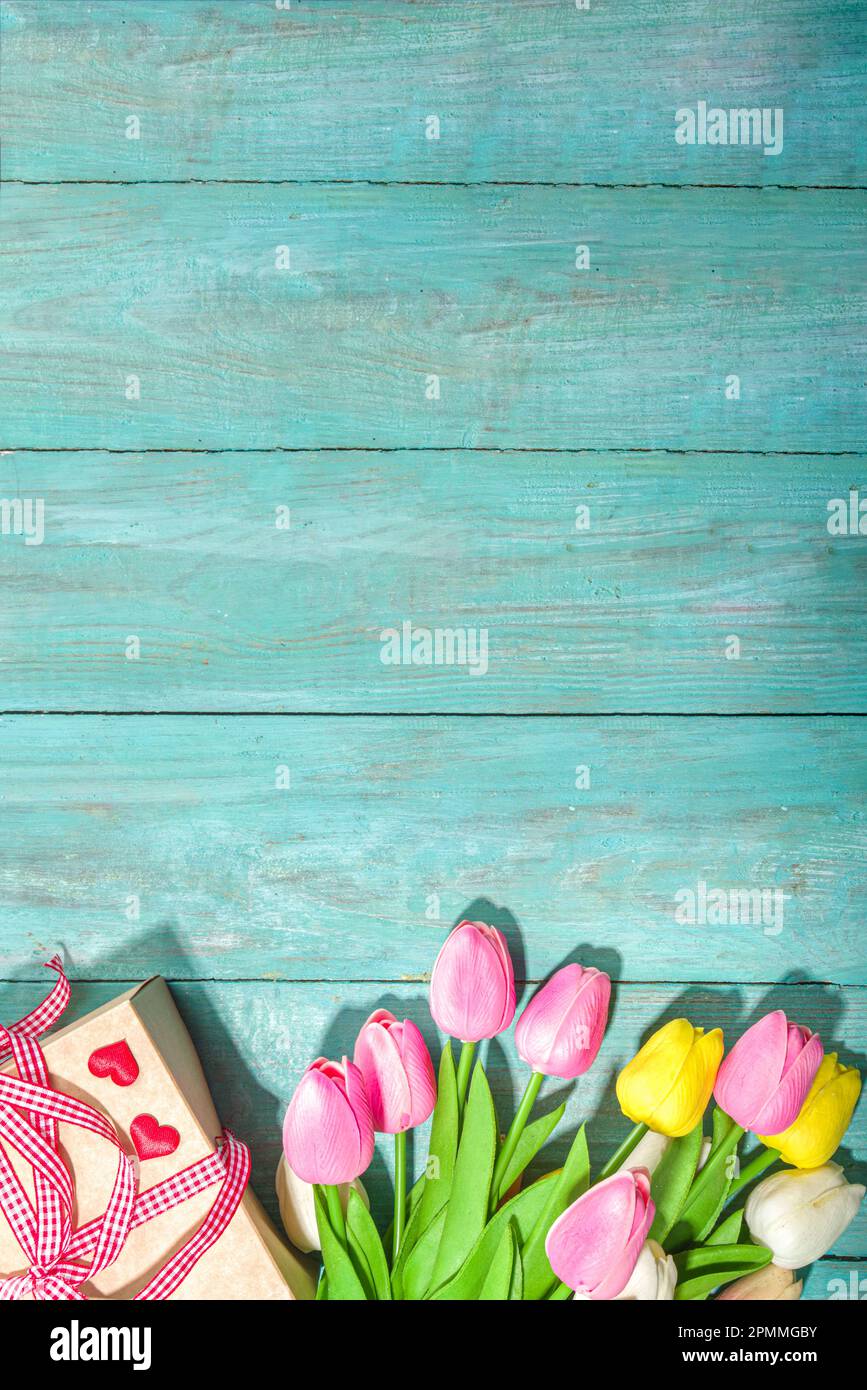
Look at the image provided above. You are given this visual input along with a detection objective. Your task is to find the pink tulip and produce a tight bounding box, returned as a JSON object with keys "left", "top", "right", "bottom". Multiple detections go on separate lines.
{"left": 429, "top": 920, "right": 516, "bottom": 1043}
{"left": 515, "top": 964, "right": 611, "bottom": 1079}
{"left": 714, "top": 1011, "right": 823, "bottom": 1134}
{"left": 283, "top": 1056, "right": 375, "bottom": 1186}
{"left": 354, "top": 1009, "right": 437, "bottom": 1134}
{"left": 545, "top": 1168, "right": 655, "bottom": 1299}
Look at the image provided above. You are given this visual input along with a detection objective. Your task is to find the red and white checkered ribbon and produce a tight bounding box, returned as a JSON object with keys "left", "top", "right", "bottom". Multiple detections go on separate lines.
{"left": 0, "top": 957, "right": 250, "bottom": 1300}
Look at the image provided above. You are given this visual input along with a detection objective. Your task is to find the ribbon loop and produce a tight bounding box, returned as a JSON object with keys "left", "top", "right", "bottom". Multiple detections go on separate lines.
{"left": 0, "top": 960, "right": 250, "bottom": 1300}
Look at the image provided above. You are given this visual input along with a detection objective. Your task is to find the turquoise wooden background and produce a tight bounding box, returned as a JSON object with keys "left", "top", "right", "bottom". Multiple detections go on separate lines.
{"left": 1, "top": 0, "right": 864, "bottom": 1298}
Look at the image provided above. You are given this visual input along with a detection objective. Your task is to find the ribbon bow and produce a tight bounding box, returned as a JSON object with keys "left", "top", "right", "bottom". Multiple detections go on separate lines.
{"left": 0, "top": 957, "right": 250, "bottom": 1300}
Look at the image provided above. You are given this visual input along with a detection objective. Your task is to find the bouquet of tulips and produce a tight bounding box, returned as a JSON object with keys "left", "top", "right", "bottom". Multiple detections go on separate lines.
{"left": 278, "top": 922, "right": 863, "bottom": 1300}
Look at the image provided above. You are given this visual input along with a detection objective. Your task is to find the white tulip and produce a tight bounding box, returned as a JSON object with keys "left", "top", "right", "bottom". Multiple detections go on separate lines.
{"left": 614, "top": 1239, "right": 677, "bottom": 1300}
{"left": 616, "top": 1128, "right": 671, "bottom": 1176}
{"left": 275, "top": 1155, "right": 368, "bottom": 1253}
{"left": 745, "top": 1162, "right": 865, "bottom": 1270}
{"left": 616, "top": 1130, "right": 710, "bottom": 1182}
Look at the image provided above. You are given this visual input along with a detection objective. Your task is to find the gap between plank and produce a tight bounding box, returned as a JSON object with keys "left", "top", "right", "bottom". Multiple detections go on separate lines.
{"left": 4, "top": 179, "right": 866, "bottom": 192}
{"left": 4, "top": 447, "right": 863, "bottom": 457}
{"left": 0, "top": 977, "right": 860, "bottom": 989}
{"left": 0, "top": 711, "right": 864, "bottom": 719}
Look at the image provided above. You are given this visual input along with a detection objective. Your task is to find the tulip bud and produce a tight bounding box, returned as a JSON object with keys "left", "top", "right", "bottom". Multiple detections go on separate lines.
{"left": 615, "top": 1128, "right": 671, "bottom": 1176}
{"left": 275, "top": 1156, "right": 368, "bottom": 1253}
{"left": 515, "top": 964, "right": 610, "bottom": 1079}
{"left": 283, "top": 1056, "right": 375, "bottom": 1186}
{"left": 745, "top": 1162, "right": 865, "bottom": 1269}
{"left": 758, "top": 1053, "right": 861, "bottom": 1169}
{"left": 429, "top": 920, "right": 516, "bottom": 1043}
{"left": 717, "top": 1264, "right": 802, "bottom": 1301}
{"left": 545, "top": 1168, "right": 655, "bottom": 1300}
{"left": 714, "top": 1010, "right": 823, "bottom": 1134}
{"left": 613, "top": 1239, "right": 677, "bottom": 1301}
{"left": 353, "top": 1008, "right": 437, "bottom": 1134}
{"left": 616, "top": 1019, "right": 724, "bottom": 1138}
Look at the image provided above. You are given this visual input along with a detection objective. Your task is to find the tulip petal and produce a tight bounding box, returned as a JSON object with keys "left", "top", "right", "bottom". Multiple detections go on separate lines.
{"left": 759, "top": 1053, "right": 861, "bottom": 1168}
{"left": 516, "top": 965, "right": 610, "bottom": 1079}
{"left": 545, "top": 1170, "right": 654, "bottom": 1299}
{"left": 343, "top": 1057, "right": 376, "bottom": 1172}
{"left": 552, "top": 968, "right": 610, "bottom": 1079}
{"left": 745, "top": 1163, "right": 865, "bottom": 1269}
{"left": 396, "top": 1018, "right": 438, "bottom": 1127}
{"left": 478, "top": 924, "right": 518, "bottom": 1032}
{"left": 430, "top": 922, "right": 514, "bottom": 1042}
{"left": 651, "top": 1028, "right": 723, "bottom": 1137}
{"left": 615, "top": 1128, "right": 671, "bottom": 1176}
{"left": 751, "top": 1031, "right": 823, "bottom": 1135}
{"left": 617, "top": 1019, "right": 697, "bottom": 1128}
{"left": 284, "top": 1066, "right": 365, "bottom": 1185}
{"left": 355, "top": 1020, "right": 413, "bottom": 1132}
{"left": 715, "top": 1010, "right": 790, "bottom": 1128}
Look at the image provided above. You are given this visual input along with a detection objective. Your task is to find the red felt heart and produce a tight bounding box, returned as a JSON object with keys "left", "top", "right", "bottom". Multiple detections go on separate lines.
{"left": 130, "top": 1113, "right": 180, "bottom": 1161}
{"left": 88, "top": 1039, "right": 140, "bottom": 1087}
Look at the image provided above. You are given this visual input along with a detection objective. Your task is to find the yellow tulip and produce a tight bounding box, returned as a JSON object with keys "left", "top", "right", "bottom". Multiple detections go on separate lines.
{"left": 616, "top": 1019, "right": 724, "bottom": 1138}
{"left": 759, "top": 1053, "right": 861, "bottom": 1168}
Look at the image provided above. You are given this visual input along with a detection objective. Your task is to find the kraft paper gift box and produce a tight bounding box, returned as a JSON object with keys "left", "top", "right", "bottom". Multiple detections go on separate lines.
{"left": 0, "top": 974, "right": 315, "bottom": 1300}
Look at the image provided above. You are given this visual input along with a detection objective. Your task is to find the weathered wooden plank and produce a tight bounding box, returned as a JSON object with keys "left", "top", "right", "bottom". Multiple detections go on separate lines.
{"left": 1, "top": 450, "right": 865, "bottom": 712}
{"left": 803, "top": 1259, "right": 867, "bottom": 1300}
{"left": 2, "top": 185, "right": 863, "bottom": 451}
{"left": 0, "top": 715, "right": 863, "bottom": 984}
{"left": 0, "top": 977, "right": 862, "bottom": 1261}
{"left": 2, "top": 0, "right": 864, "bottom": 186}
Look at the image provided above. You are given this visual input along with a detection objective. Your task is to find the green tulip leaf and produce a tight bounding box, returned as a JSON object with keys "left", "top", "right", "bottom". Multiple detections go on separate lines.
{"left": 673, "top": 1241, "right": 772, "bottom": 1301}
{"left": 706, "top": 1208, "right": 744, "bottom": 1246}
{"left": 389, "top": 1198, "right": 427, "bottom": 1298}
{"left": 414, "top": 1041, "right": 459, "bottom": 1237}
{"left": 400, "top": 1206, "right": 447, "bottom": 1301}
{"left": 429, "top": 1171, "right": 559, "bottom": 1300}
{"left": 497, "top": 1102, "right": 567, "bottom": 1202}
{"left": 346, "top": 1187, "right": 391, "bottom": 1301}
{"left": 428, "top": 1062, "right": 498, "bottom": 1292}
{"left": 649, "top": 1120, "right": 703, "bottom": 1244}
{"left": 478, "top": 1222, "right": 518, "bottom": 1301}
{"left": 509, "top": 1242, "right": 524, "bottom": 1301}
{"left": 384, "top": 1170, "right": 426, "bottom": 1250}
{"left": 389, "top": 1041, "right": 459, "bottom": 1290}
{"left": 675, "top": 1239, "right": 766, "bottom": 1301}
{"left": 667, "top": 1109, "right": 740, "bottom": 1250}
{"left": 521, "top": 1123, "right": 591, "bottom": 1301}
{"left": 312, "top": 1186, "right": 369, "bottom": 1301}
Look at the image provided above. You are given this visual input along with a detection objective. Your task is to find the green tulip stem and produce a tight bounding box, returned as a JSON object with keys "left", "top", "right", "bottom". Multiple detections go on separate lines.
{"left": 596, "top": 1121, "right": 649, "bottom": 1183}
{"left": 393, "top": 1129, "right": 407, "bottom": 1264}
{"left": 728, "top": 1145, "right": 781, "bottom": 1196}
{"left": 490, "top": 1070, "right": 544, "bottom": 1210}
{"left": 687, "top": 1114, "right": 745, "bottom": 1208}
{"left": 455, "top": 1039, "right": 476, "bottom": 1118}
{"left": 324, "top": 1182, "right": 346, "bottom": 1247}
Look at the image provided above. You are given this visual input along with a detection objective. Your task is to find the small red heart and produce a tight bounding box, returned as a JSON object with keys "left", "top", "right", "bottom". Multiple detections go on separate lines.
{"left": 130, "top": 1113, "right": 180, "bottom": 1161}
{"left": 88, "top": 1040, "right": 140, "bottom": 1087}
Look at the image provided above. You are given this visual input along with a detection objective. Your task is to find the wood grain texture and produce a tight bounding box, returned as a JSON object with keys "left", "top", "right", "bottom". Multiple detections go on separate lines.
{"left": 802, "top": 1259, "right": 866, "bottom": 1300}
{"left": 0, "top": 976, "right": 862, "bottom": 1274}
{"left": 1, "top": 450, "right": 865, "bottom": 712}
{"left": 0, "top": 715, "right": 863, "bottom": 985}
{"left": 2, "top": 0, "right": 864, "bottom": 187}
{"left": 3, "top": 184, "right": 864, "bottom": 451}
{"left": 2, "top": 0, "right": 864, "bottom": 1289}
